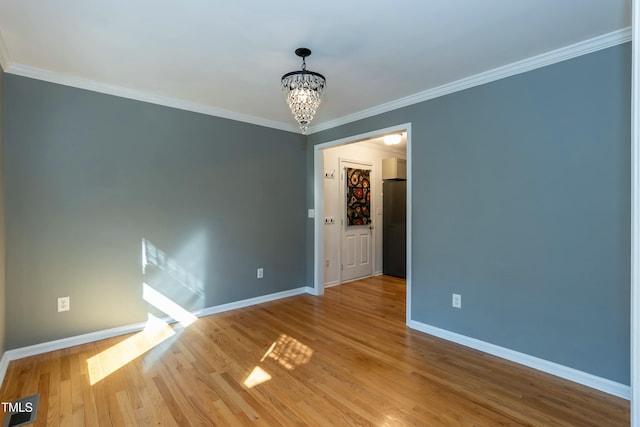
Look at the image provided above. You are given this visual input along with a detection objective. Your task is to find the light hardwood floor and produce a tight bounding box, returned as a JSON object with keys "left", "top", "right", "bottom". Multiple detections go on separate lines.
{"left": 0, "top": 276, "right": 630, "bottom": 426}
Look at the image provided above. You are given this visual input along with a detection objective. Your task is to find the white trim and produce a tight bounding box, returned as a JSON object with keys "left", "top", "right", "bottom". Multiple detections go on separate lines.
{"left": 0, "top": 285, "right": 310, "bottom": 388}
{"left": 0, "top": 27, "right": 10, "bottom": 71}
{"left": 0, "top": 28, "right": 629, "bottom": 136}
{"left": 631, "top": 0, "right": 640, "bottom": 424}
{"left": 0, "top": 353, "right": 10, "bottom": 389}
{"left": 323, "top": 280, "right": 340, "bottom": 288}
{"left": 312, "top": 123, "right": 412, "bottom": 313}
{"left": 193, "top": 286, "right": 309, "bottom": 317}
{"left": 4, "top": 64, "right": 299, "bottom": 133}
{"left": 407, "top": 320, "right": 631, "bottom": 400}
{"left": 313, "top": 144, "right": 327, "bottom": 296}
{"left": 405, "top": 125, "right": 412, "bottom": 324}
{"left": 0, "top": 320, "right": 150, "bottom": 384}
{"left": 9, "top": 322, "right": 149, "bottom": 360}
{"left": 307, "top": 28, "right": 631, "bottom": 135}
{"left": 305, "top": 286, "right": 321, "bottom": 296}
{"left": 338, "top": 275, "right": 375, "bottom": 286}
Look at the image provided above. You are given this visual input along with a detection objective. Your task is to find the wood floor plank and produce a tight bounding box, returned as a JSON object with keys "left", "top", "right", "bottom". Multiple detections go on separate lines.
{"left": 0, "top": 276, "right": 630, "bottom": 426}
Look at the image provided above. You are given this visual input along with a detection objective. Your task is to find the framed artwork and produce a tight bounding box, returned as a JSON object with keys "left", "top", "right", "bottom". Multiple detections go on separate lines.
{"left": 345, "top": 167, "right": 371, "bottom": 226}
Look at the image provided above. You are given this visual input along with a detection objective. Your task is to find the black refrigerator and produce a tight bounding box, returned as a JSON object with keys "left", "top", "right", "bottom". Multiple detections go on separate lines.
{"left": 382, "top": 180, "right": 406, "bottom": 278}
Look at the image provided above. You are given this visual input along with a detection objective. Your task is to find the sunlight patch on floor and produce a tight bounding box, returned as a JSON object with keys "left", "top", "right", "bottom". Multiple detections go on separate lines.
{"left": 244, "top": 334, "right": 314, "bottom": 389}
{"left": 261, "top": 334, "right": 313, "bottom": 370}
{"left": 87, "top": 314, "right": 175, "bottom": 385}
{"left": 243, "top": 366, "right": 272, "bottom": 388}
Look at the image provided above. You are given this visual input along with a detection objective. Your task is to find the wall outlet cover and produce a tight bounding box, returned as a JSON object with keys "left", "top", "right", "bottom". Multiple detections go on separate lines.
{"left": 58, "top": 296, "right": 70, "bottom": 312}
{"left": 452, "top": 293, "right": 462, "bottom": 309}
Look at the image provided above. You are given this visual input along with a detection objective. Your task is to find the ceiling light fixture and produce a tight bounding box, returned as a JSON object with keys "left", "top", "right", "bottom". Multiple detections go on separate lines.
{"left": 384, "top": 134, "right": 402, "bottom": 145}
{"left": 281, "top": 48, "right": 326, "bottom": 134}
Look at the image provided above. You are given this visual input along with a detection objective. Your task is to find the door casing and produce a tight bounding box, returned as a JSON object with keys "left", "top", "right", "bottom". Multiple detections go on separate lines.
{"left": 312, "top": 123, "right": 412, "bottom": 323}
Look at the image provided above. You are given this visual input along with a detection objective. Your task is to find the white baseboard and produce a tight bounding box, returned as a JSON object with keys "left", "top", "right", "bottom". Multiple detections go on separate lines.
{"left": 0, "top": 320, "right": 150, "bottom": 388}
{"left": 323, "top": 280, "right": 340, "bottom": 288}
{"left": 305, "top": 286, "right": 321, "bottom": 296}
{"left": 194, "top": 286, "right": 309, "bottom": 317}
{"left": 407, "top": 320, "right": 631, "bottom": 400}
{"left": 4, "top": 289, "right": 626, "bottom": 401}
{"left": 0, "top": 285, "right": 310, "bottom": 388}
{"left": 0, "top": 352, "right": 10, "bottom": 388}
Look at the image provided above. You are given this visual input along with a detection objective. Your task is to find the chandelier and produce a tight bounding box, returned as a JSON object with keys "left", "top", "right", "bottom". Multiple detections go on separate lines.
{"left": 281, "top": 48, "right": 326, "bottom": 134}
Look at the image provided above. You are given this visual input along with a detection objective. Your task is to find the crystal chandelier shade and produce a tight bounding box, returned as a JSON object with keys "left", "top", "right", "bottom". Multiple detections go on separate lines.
{"left": 281, "top": 48, "right": 326, "bottom": 134}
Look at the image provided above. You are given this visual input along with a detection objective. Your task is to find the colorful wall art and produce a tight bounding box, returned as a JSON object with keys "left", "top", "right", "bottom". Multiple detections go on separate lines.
{"left": 346, "top": 168, "right": 371, "bottom": 226}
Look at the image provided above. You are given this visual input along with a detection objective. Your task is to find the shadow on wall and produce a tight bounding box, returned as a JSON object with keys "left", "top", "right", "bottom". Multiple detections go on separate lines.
{"left": 86, "top": 236, "right": 207, "bottom": 384}
{"left": 142, "top": 236, "right": 206, "bottom": 315}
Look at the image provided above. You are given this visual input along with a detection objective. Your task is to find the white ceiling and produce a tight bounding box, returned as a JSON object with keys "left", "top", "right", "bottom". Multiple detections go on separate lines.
{"left": 0, "top": 1, "right": 631, "bottom": 134}
{"left": 358, "top": 133, "right": 407, "bottom": 155}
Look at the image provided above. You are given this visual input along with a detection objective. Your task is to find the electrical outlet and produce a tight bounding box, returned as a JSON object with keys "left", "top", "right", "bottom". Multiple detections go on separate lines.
{"left": 452, "top": 293, "right": 461, "bottom": 309}
{"left": 58, "top": 296, "right": 70, "bottom": 312}
{"left": 325, "top": 259, "right": 330, "bottom": 268}
{"left": 257, "top": 268, "right": 263, "bottom": 279}
{"left": 324, "top": 217, "right": 335, "bottom": 224}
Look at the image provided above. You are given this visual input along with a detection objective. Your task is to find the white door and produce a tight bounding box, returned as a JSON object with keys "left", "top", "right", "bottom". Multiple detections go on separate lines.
{"left": 340, "top": 159, "right": 374, "bottom": 282}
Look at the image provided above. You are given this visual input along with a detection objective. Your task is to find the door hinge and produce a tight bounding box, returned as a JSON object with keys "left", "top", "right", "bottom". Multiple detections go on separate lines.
{"left": 341, "top": 264, "right": 344, "bottom": 271}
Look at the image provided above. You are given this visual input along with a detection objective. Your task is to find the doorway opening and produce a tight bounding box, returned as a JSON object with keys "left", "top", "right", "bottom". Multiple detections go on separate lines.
{"left": 312, "top": 123, "right": 412, "bottom": 323}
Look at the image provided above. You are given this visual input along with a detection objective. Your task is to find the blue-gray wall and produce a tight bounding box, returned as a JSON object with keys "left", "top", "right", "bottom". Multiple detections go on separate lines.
{"left": 1, "top": 43, "right": 631, "bottom": 385}
{"left": 4, "top": 75, "right": 306, "bottom": 349}
{"left": 307, "top": 44, "right": 631, "bottom": 384}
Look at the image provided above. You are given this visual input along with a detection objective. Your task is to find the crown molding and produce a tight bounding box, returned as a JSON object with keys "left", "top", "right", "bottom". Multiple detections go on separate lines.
{"left": 2, "top": 27, "right": 630, "bottom": 135}
{"left": 5, "top": 64, "right": 300, "bottom": 133}
{"left": 0, "top": 26, "right": 11, "bottom": 71}
{"left": 307, "top": 27, "right": 632, "bottom": 135}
